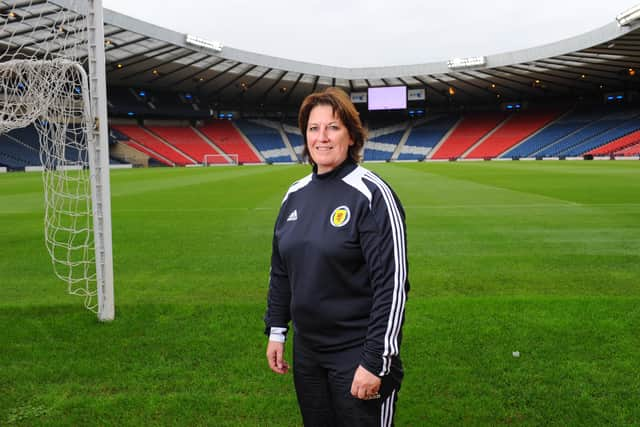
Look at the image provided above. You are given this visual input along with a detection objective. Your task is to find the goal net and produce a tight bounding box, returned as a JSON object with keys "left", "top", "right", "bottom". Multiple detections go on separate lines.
{"left": 203, "top": 153, "right": 239, "bottom": 166}
{"left": 0, "top": 0, "right": 114, "bottom": 320}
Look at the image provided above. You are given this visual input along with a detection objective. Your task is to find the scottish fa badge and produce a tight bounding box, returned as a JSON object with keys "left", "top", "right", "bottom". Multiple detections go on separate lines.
{"left": 330, "top": 206, "right": 351, "bottom": 228}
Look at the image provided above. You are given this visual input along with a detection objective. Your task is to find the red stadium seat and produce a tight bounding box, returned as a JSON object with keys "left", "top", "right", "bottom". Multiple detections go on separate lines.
{"left": 147, "top": 126, "right": 229, "bottom": 164}
{"left": 199, "top": 121, "right": 263, "bottom": 164}
{"left": 431, "top": 112, "right": 506, "bottom": 160}
{"left": 112, "top": 125, "right": 196, "bottom": 166}
{"left": 465, "top": 110, "right": 564, "bottom": 159}
{"left": 586, "top": 129, "right": 640, "bottom": 156}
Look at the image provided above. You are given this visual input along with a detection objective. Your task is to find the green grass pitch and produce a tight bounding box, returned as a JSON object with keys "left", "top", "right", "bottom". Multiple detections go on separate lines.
{"left": 1, "top": 161, "right": 639, "bottom": 426}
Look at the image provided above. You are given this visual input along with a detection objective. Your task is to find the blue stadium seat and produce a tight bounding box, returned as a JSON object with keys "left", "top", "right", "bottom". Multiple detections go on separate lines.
{"left": 401, "top": 115, "right": 459, "bottom": 160}
{"left": 561, "top": 111, "right": 640, "bottom": 156}
{"left": 235, "top": 120, "right": 293, "bottom": 163}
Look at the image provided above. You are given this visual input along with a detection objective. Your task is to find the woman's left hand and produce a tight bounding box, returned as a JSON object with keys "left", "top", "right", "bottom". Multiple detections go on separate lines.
{"left": 350, "top": 365, "right": 382, "bottom": 400}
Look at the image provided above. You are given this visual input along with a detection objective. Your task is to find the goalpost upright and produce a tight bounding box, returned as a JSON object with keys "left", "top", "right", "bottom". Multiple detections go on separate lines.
{"left": 86, "top": 0, "right": 115, "bottom": 321}
{"left": 0, "top": 0, "right": 114, "bottom": 320}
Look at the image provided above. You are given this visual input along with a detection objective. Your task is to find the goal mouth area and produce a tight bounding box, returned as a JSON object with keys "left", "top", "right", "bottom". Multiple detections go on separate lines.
{"left": 203, "top": 153, "right": 239, "bottom": 166}
{"left": 0, "top": 0, "right": 115, "bottom": 321}
{"left": 0, "top": 59, "right": 99, "bottom": 311}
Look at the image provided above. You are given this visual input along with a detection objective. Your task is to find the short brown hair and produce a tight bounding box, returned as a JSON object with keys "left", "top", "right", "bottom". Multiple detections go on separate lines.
{"left": 298, "top": 87, "right": 366, "bottom": 166}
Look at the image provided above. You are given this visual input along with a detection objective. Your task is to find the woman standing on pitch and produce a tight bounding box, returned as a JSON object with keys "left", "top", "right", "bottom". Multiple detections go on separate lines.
{"left": 264, "top": 87, "right": 409, "bottom": 426}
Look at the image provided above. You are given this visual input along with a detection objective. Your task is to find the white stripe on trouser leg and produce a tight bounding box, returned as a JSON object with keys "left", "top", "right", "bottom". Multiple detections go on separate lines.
{"left": 380, "top": 389, "right": 396, "bottom": 427}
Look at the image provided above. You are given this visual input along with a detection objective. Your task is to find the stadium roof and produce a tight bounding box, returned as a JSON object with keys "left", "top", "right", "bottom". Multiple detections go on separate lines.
{"left": 3, "top": 1, "right": 640, "bottom": 109}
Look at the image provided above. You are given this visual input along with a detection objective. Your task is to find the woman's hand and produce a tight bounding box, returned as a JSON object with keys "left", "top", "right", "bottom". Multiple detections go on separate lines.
{"left": 266, "top": 340, "right": 289, "bottom": 374}
{"left": 350, "top": 365, "right": 381, "bottom": 400}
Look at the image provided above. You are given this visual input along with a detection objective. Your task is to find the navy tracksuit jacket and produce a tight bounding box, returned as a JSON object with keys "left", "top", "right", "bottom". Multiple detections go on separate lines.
{"left": 265, "top": 159, "right": 409, "bottom": 378}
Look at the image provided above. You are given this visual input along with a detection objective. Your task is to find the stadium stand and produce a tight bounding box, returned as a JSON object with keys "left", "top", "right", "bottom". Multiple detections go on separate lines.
{"left": 198, "top": 121, "right": 263, "bottom": 164}
{"left": 0, "top": 134, "right": 38, "bottom": 169}
{"left": 365, "top": 129, "right": 405, "bottom": 161}
{"left": 586, "top": 129, "right": 640, "bottom": 156}
{"left": 120, "top": 139, "right": 173, "bottom": 166}
{"left": 146, "top": 92, "right": 210, "bottom": 119}
{"left": 284, "top": 127, "right": 304, "bottom": 161}
{"left": 560, "top": 111, "right": 640, "bottom": 156}
{"left": 365, "top": 117, "right": 406, "bottom": 131}
{"left": 614, "top": 141, "right": 640, "bottom": 156}
{"left": 430, "top": 112, "right": 506, "bottom": 159}
{"left": 108, "top": 87, "right": 154, "bottom": 117}
{"left": 146, "top": 125, "right": 229, "bottom": 164}
{"left": 465, "top": 109, "right": 565, "bottom": 159}
{"left": 112, "top": 124, "right": 195, "bottom": 166}
{"left": 534, "top": 109, "right": 635, "bottom": 157}
{"left": 0, "top": 124, "right": 109, "bottom": 169}
{"left": 234, "top": 120, "right": 292, "bottom": 163}
{"left": 398, "top": 115, "right": 459, "bottom": 160}
{"left": 110, "top": 127, "right": 130, "bottom": 142}
{"left": 108, "top": 87, "right": 210, "bottom": 120}
{"left": 501, "top": 109, "right": 582, "bottom": 158}
{"left": 100, "top": 105, "right": 640, "bottom": 167}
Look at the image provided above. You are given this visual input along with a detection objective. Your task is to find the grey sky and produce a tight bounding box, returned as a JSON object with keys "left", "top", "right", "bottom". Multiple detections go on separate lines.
{"left": 102, "top": 0, "right": 639, "bottom": 67}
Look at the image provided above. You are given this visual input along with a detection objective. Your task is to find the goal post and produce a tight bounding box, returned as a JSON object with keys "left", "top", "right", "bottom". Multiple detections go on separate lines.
{"left": 86, "top": 0, "right": 115, "bottom": 321}
{"left": 203, "top": 153, "right": 239, "bottom": 166}
{"left": 0, "top": 0, "right": 114, "bottom": 320}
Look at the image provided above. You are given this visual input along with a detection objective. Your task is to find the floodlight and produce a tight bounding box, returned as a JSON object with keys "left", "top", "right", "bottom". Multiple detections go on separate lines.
{"left": 186, "top": 34, "right": 223, "bottom": 52}
{"left": 616, "top": 4, "right": 640, "bottom": 26}
{"left": 447, "top": 56, "right": 486, "bottom": 69}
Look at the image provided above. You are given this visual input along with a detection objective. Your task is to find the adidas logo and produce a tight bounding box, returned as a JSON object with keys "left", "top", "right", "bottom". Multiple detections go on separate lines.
{"left": 287, "top": 209, "right": 298, "bottom": 222}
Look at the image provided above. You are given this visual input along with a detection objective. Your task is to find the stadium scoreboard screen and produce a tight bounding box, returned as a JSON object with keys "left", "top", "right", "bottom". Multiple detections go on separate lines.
{"left": 367, "top": 86, "right": 407, "bottom": 111}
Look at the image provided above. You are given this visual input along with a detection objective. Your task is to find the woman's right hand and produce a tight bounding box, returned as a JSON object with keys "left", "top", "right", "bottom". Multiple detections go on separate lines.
{"left": 266, "top": 340, "right": 290, "bottom": 374}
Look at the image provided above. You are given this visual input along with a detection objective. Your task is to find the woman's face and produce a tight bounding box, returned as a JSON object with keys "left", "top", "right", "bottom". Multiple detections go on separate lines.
{"left": 306, "top": 104, "right": 353, "bottom": 174}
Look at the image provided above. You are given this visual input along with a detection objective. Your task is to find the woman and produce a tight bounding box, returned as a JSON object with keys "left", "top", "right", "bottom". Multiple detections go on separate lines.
{"left": 264, "top": 87, "right": 409, "bottom": 427}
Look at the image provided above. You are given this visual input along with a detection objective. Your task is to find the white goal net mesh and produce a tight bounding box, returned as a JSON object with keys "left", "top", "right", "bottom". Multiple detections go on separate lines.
{"left": 203, "top": 153, "right": 238, "bottom": 165}
{"left": 0, "top": 1, "right": 104, "bottom": 312}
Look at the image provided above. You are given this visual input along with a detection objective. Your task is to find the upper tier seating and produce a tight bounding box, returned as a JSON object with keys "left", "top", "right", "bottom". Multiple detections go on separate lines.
{"left": 108, "top": 87, "right": 210, "bottom": 119}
